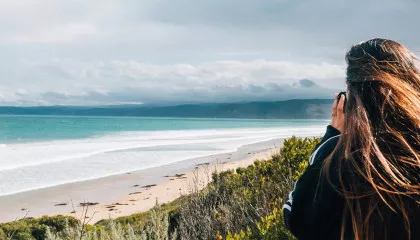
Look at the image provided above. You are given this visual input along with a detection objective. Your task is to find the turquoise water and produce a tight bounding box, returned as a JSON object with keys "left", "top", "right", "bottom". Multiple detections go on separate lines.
{"left": 0, "top": 115, "right": 328, "bottom": 196}
{"left": 0, "top": 115, "right": 328, "bottom": 143}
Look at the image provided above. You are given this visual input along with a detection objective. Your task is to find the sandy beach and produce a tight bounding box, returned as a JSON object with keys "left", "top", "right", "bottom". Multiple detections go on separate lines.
{"left": 0, "top": 138, "right": 284, "bottom": 224}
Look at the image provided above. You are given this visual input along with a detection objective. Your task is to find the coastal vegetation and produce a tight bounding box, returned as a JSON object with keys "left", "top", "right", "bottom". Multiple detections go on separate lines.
{"left": 0, "top": 136, "right": 320, "bottom": 240}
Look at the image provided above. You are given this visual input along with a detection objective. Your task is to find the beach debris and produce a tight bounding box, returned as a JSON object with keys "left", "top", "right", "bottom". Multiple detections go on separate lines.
{"left": 196, "top": 162, "right": 210, "bottom": 167}
{"left": 169, "top": 178, "right": 175, "bottom": 181}
{"left": 54, "top": 203, "right": 68, "bottom": 206}
{"left": 143, "top": 197, "right": 150, "bottom": 200}
{"left": 70, "top": 211, "right": 76, "bottom": 214}
{"left": 165, "top": 173, "right": 185, "bottom": 177}
{"left": 129, "top": 191, "right": 142, "bottom": 195}
{"left": 21, "top": 208, "right": 27, "bottom": 211}
{"left": 141, "top": 184, "right": 157, "bottom": 188}
{"left": 79, "top": 202, "right": 99, "bottom": 207}
{"left": 165, "top": 173, "right": 187, "bottom": 179}
{"left": 133, "top": 184, "right": 140, "bottom": 187}
{"left": 113, "top": 202, "right": 129, "bottom": 206}
{"left": 129, "top": 199, "right": 137, "bottom": 202}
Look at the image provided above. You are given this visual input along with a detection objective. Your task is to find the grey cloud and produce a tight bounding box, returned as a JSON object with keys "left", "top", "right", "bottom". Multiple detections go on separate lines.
{"left": 0, "top": 58, "right": 344, "bottom": 105}
{"left": 1, "top": 0, "right": 418, "bottom": 63}
{"left": 0, "top": 0, "right": 418, "bottom": 105}
{"left": 39, "top": 82, "right": 334, "bottom": 106}
{"left": 249, "top": 84, "right": 265, "bottom": 93}
{"left": 144, "top": 0, "right": 420, "bottom": 54}
{"left": 299, "top": 79, "right": 316, "bottom": 88}
{"left": 42, "top": 92, "right": 71, "bottom": 101}
{"left": 38, "top": 65, "right": 75, "bottom": 80}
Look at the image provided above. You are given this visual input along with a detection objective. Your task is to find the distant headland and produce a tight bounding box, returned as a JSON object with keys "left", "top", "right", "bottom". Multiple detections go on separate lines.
{"left": 0, "top": 99, "right": 333, "bottom": 119}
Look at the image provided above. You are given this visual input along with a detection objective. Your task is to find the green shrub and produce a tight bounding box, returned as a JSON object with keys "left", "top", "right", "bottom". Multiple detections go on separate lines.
{"left": 97, "top": 196, "right": 187, "bottom": 237}
{"left": 45, "top": 219, "right": 144, "bottom": 240}
{"left": 0, "top": 215, "right": 79, "bottom": 240}
{"left": 223, "top": 206, "right": 294, "bottom": 240}
{"left": 178, "top": 136, "right": 320, "bottom": 239}
{"left": 44, "top": 205, "right": 175, "bottom": 240}
{"left": 0, "top": 228, "right": 5, "bottom": 240}
{"left": 38, "top": 215, "right": 78, "bottom": 233}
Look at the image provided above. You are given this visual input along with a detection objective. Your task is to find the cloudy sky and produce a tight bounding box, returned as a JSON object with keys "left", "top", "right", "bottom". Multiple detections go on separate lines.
{"left": 0, "top": 0, "right": 418, "bottom": 106}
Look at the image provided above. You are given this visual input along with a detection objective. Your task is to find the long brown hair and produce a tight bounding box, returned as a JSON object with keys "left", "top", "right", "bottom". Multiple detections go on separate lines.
{"left": 324, "top": 38, "right": 420, "bottom": 239}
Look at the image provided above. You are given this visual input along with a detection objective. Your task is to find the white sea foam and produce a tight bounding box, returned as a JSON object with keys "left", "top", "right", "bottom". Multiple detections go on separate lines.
{"left": 0, "top": 126, "right": 325, "bottom": 196}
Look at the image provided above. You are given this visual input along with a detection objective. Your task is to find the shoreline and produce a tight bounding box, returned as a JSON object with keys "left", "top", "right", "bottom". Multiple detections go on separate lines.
{"left": 0, "top": 138, "right": 285, "bottom": 224}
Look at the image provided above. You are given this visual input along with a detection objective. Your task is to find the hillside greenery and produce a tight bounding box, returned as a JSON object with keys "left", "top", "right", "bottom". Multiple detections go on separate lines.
{"left": 0, "top": 136, "right": 320, "bottom": 240}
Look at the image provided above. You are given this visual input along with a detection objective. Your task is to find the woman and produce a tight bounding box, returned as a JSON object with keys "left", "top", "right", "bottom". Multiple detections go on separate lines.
{"left": 283, "top": 38, "right": 420, "bottom": 240}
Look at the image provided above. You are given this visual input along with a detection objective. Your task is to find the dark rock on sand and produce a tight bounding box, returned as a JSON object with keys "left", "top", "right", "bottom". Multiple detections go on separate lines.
{"left": 196, "top": 162, "right": 210, "bottom": 166}
{"left": 129, "top": 191, "right": 142, "bottom": 195}
{"left": 54, "top": 203, "right": 68, "bottom": 206}
{"left": 113, "top": 202, "right": 129, "bottom": 206}
{"left": 79, "top": 202, "right": 99, "bottom": 207}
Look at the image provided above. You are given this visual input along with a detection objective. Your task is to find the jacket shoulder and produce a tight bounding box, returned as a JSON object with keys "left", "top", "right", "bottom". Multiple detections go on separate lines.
{"left": 310, "top": 135, "right": 340, "bottom": 166}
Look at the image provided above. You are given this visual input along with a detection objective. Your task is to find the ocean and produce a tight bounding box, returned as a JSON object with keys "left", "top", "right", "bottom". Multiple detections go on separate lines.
{"left": 0, "top": 115, "right": 328, "bottom": 196}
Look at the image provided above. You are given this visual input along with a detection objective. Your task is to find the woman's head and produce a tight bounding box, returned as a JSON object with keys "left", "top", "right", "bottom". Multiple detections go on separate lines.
{"left": 325, "top": 38, "right": 420, "bottom": 239}
{"left": 346, "top": 39, "right": 419, "bottom": 83}
{"left": 345, "top": 39, "right": 420, "bottom": 131}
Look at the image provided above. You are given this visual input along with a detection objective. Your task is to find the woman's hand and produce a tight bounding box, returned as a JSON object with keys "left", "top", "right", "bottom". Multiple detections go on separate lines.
{"left": 330, "top": 93, "right": 345, "bottom": 133}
